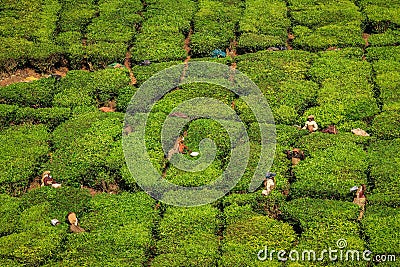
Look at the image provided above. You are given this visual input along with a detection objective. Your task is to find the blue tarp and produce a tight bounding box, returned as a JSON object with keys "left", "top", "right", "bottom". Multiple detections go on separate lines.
{"left": 211, "top": 49, "right": 226, "bottom": 58}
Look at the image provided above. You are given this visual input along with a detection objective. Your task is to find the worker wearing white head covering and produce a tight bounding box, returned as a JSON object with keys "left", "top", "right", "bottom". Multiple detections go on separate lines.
{"left": 302, "top": 115, "right": 318, "bottom": 132}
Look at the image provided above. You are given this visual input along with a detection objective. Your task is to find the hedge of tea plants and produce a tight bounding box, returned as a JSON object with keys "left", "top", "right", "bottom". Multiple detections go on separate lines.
{"left": 1, "top": 0, "right": 400, "bottom": 266}
{"left": 238, "top": 0, "right": 290, "bottom": 53}
{"left": 289, "top": 0, "right": 364, "bottom": 51}
{"left": 190, "top": 0, "right": 242, "bottom": 57}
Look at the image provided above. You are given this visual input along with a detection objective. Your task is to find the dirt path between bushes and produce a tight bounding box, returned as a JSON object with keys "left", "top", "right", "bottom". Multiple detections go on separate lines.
{"left": 124, "top": 50, "right": 137, "bottom": 85}
{"left": 0, "top": 67, "right": 69, "bottom": 87}
{"left": 180, "top": 29, "right": 193, "bottom": 83}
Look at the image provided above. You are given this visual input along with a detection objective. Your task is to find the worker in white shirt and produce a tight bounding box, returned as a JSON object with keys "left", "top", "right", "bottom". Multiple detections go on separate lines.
{"left": 302, "top": 115, "right": 318, "bottom": 133}
{"left": 262, "top": 172, "right": 276, "bottom": 196}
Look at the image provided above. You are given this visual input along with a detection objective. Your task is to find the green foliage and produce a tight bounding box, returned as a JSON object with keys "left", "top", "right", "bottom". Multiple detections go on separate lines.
{"left": 58, "top": 3, "right": 96, "bottom": 33}
{"left": 191, "top": 0, "right": 242, "bottom": 56}
{"left": 0, "top": 0, "right": 62, "bottom": 71}
{"left": 221, "top": 215, "right": 296, "bottom": 267}
{"left": 86, "top": 41, "right": 127, "bottom": 69}
{"left": 366, "top": 46, "right": 400, "bottom": 62}
{"left": 131, "top": 61, "right": 182, "bottom": 87}
{"left": 154, "top": 205, "right": 220, "bottom": 266}
{"left": 295, "top": 132, "right": 369, "bottom": 153}
{"left": 290, "top": 2, "right": 363, "bottom": 28}
{"left": 368, "top": 29, "right": 400, "bottom": 46}
{"left": 54, "top": 68, "right": 130, "bottom": 108}
{"left": 307, "top": 50, "right": 379, "bottom": 128}
{"left": 37, "top": 192, "right": 155, "bottom": 266}
{"left": 55, "top": 31, "right": 85, "bottom": 69}
{"left": 0, "top": 194, "right": 21, "bottom": 235}
{"left": 87, "top": 20, "right": 135, "bottom": 43}
{"left": 267, "top": 80, "right": 319, "bottom": 124}
{"left": 20, "top": 186, "right": 92, "bottom": 220}
{"left": 0, "top": 104, "right": 19, "bottom": 128}
{"left": 368, "top": 139, "right": 400, "bottom": 207}
{"left": 13, "top": 107, "right": 71, "bottom": 130}
{"left": 165, "top": 160, "right": 224, "bottom": 187}
{"left": 131, "top": 0, "right": 195, "bottom": 62}
{"left": 238, "top": 0, "right": 289, "bottom": 53}
{"left": 86, "top": 0, "right": 142, "bottom": 44}
{"left": 50, "top": 112, "right": 124, "bottom": 188}
{"left": 370, "top": 111, "right": 400, "bottom": 139}
{"left": 116, "top": 85, "right": 137, "bottom": 112}
{"left": 0, "top": 227, "right": 65, "bottom": 266}
{"left": 0, "top": 124, "right": 50, "bottom": 194}
{"left": 289, "top": 0, "right": 364, "bottom": 50}
{"left": 362, "top": 205, "right": 400, "bottom": 255}
{"left": 237, "top": 50, "right": 314, "bottom": 85}
{"left": 373, "top": 59, "right": 400, "bottom": 111}
{"left": 292, "top": 23, "right": 364, "bottom": 51}
{"left": 0, "top": 77, "right": 58, "bottom": 107}
{"left": 282, "top": 198, "right": 364, "bottom": 265}
{"left": 282, "top": 198, "right": 359, "bottom": 227}
{"left": 291, "top": 143, "right": 368, "bottom": 200}
{"left": 359, "top": 0, "right": 400, "bottom": 32}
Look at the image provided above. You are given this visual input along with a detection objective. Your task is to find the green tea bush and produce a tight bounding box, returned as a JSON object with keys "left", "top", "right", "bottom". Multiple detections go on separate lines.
{"left": 97, "top": 0, "right": 143, "bottom": 24}
{"left": 368, "top": 29, "right": 400, "bottom": 46}
{"left": 290, "top": 3, "right": 363, "bottom": 28}
{"left": 86, "top": 0, "right": 142, "bottom": 44}
{"left": 42, "top": 192, "right": 155, "bottom": 266}
{"left": 282, "top": 198, "right": 364, "bottom": 266}
{"left": 131, "top": 61, "right": 182, "bottom": 87}
{"left": 266, "top": 79, "right": 319, "bottom": 124}
{"left": 0, "top": 227, "right": 65, "bottom": 266}
{"left": 54, "top": 68, "right": 130, "bottom": 108}
{"left": 221, "top": 215, "right": 296, "bottom": 267}
{"left": 368, "top": 139, "right": 400, "bottom": 207}
{"left": 292, "top": 23, "right": 364, "bottom": 50}
{"left": 116, "top": 85, "right": 137, "bottom": 112}
{"left": 289, "top": 0, "right": 364, "bottom": 50}
{"left": 370, "top": 111, "right": 400, "bottom": 139}
{"left": 373, "top": 60, "right": 400, "bottom": 111}
{"left": 291, "top": 143, "right": 368, "bottom": 200}
{"left": 366, "top": 46, "right": 400, "bottom": 62}
{"left": 58, "top": 3, "right": 96, "bottom": 33}
{"left": 236, "top": 50, "right": 314, "bottom": 87}
{"left": 295, "top": 132, "right": 369, "bottom": 153}
{"left": 282, "top": 198, "right": 359, "bottom": 228}
{"left": 13, "top": 107, "right": 71, "bottom": 130}
{"left": 359, "top": 0, "right": 400, "bottom": 33}
{"left": 0, "top": 0, "right": 62, "bottom": 71}
{"left": 0, "top": 37, "right": 33, "bottom": 73}
{"left": 87, "top": 20, "right": 135, "bottom": 43}
{"left": 0, "top": 194, "right": 21, "bottom": 235}
{"left": 0, "top": 77, "right": 58, "bottom": 107}
{"left": 83, "top": 192, "right": 157, "bottom": 230}
{"left": 237, "top": 0, "right": 289, "bottom": 53}
{"left": 307, "top": 50, "right": 379, "bottom": 128}
{"left": 362, "top": 205, "right": 400, "bottom": 255}
{"left": 86, "top": 41, "right": 128, "bottom": 69}
{"left": 131, "top": 0, "right": 195, "bottom": 62}
{"left": 165, "top": 160, "right": 224, "bottom": 187}
{"left": 49, "top": 112, "right": 124, "bottom": 188}
{"left": 55, "top": 31, "right": 85, "bottom": 69}
{"left": 0, "top": 124, "right": 50, "bottom": 194}
{"left": 191, "top": 0, "right": 242, "bottom": 57}
{"left": 0, "top": 104, "right": 19, "bottom": 128}
{"left": 28, "top": 41, "right": 63, "bottom": 72}
{"left": 154, "top": 205, "right": 220, "bottom": 267}
{"left": 20, "top": 186, "right": 92, "bottom": 220}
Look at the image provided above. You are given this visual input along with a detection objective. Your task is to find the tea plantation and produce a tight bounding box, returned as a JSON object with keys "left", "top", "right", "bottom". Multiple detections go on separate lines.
{"left": 0, "top": 0, "right": 399, "bottom": 266}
